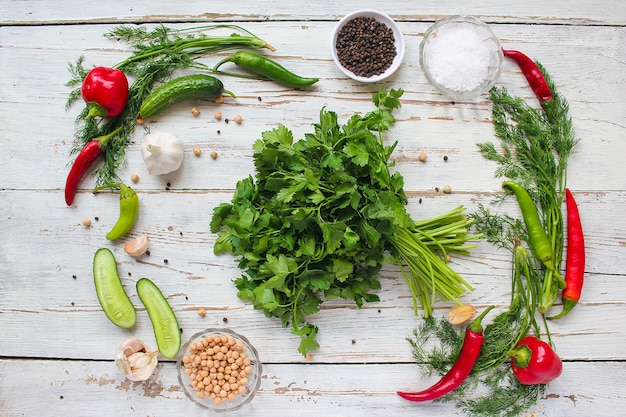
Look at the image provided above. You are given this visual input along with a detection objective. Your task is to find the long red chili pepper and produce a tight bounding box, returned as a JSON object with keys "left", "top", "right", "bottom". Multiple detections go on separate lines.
{"left": 397, "top": 306, "right": 494, "bottom": 402}
{"left": 502, "top": 49, "right": 552, "bottom": 103}
{"left": 64, "top": 126, "right": 122, "bottom": 206}
{"left": 549, "top": 188, "right": 585, "bottom": 319}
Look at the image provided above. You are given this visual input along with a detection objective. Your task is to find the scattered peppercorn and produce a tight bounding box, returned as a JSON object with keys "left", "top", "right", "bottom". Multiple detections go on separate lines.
{"left": 443, "top": 155, "right": 449, "bottom": 161}
{"left": 217, "top": 130, "right": 221, "bottom": 135}
{"left": 224, "top": 118, "right": 229, "bottom": 124}
{"left": 72, "top": 274, "right": 77, "bottom": 279}
{"left": 222, "top": 317, "right": 228, "bottom": 323}
{"left": 94, "top": 217, "right": 99, "bottom": 221}
{"left": 145, "top": 250, "right": 150, "bottom": 256}
{"left": 257, "top": 96, "right": 262, "bottom": 102}
{"left": 335, "top": 16, "right": 397, "bottom": 78}
{"left": 164, "top": 259, "right": 169, "bottom": 264}
{"left": 435, "top": 187, "right": 440, "bottom": 192}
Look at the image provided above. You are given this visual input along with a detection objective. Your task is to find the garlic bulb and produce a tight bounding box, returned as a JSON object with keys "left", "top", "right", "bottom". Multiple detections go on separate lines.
{"left": 115, "top": 338, "right": 159, "bottom": 381}
{"left": 141, "top": 132, "right": 184, "bottom": 175}
{"left": 123, "top": 233, "right": 149, "bottom": 257}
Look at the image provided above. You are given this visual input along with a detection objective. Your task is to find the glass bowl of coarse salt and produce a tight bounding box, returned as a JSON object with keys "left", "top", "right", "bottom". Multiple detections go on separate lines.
{"left": 419, "top": 15, "right": 503, "bottom": 101}
{"left": 332, "top": 9, "right": 405, "bottom": 83}
{"left": 177, "top": 328, "right": 262, "bottom": 412}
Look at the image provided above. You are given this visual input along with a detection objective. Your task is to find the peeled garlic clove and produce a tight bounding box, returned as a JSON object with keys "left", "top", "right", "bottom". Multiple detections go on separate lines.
{"left": 448, "top": 303, "right": 476, "bottom": 325}
{"left": 115, "top": 338, "right": 158, "bottom": 381}
{"left": 123, "top": 234, "right": 149, "bottom": 257}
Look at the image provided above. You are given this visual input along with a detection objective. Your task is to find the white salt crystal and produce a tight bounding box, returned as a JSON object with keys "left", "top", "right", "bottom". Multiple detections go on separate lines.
{"left": 426, "top": 26, "right": 492, "bottom": 92}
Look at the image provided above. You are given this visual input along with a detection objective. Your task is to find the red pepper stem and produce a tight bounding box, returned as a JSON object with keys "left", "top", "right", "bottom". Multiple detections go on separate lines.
{"left": 547, "top": 298, "right": 578, "bottom": 320}
{"left": 85, "top": 101, "right": 109, "bottom": 118}
{"left": 467, "top": 305, "right": 495, "bottom": 333}
{"left": 94, "top": 125, "right": 124, "bottom": 149}
{"left": 507, "top": 344, "right": 532, "bottom": 368}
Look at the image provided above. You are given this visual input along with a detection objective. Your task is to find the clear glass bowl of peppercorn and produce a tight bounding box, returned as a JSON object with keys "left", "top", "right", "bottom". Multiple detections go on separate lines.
{"left": 419, "top": 15, "right": 503, "bottom": 101}
{"left": 332, "top": 9, "right": 405, "bottom": 82}
{"left": 176, "top": 328, "right": 262, "bottom": 412}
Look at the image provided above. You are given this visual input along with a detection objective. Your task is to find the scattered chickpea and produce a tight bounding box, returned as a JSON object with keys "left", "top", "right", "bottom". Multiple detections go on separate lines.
{"left": 443, "top": 184, "right": 452, "bottom": 194}
{"left": 215, "top": 96, "right": 224, "bottom": 104}
{"left": 210, "top": 151, "right": 218, "bottom": 160}
{"left": 233, "top": 114, "right": 243, "bottom": 124}
{"left": 214, "top": 111, "right": 222, "bottom": 120}
{"left": 191, "top": 107, "right": 200, "bottom": 117}
{"left": 130, "top": 173, "right": 140, "bottom": 183}
{"left": 193, "top": 147, "right": 202, "bottom": 157}
{"left": 418, "top": 152, "right": 428, "bottom": 162}
{"left": 82, "top": 218, "right": 92, "bottom": 227}
{"left": 137, "top": 117, "right": 145, "bottom": 125}
{"left": 198, "top": 308, "right": 206, "bottom": 317}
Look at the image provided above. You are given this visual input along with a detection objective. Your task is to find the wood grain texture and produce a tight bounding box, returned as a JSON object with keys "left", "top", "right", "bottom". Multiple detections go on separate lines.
{"left": 1, "top": 3, "right": 625, "bottom": 416}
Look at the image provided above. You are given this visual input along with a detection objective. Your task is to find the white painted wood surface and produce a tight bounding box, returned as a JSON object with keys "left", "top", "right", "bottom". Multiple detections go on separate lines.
{"left": 1, "top": 1, "right": 625, "bottom": 416}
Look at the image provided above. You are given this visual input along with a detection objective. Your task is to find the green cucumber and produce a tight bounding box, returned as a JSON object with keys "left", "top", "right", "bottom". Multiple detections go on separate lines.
{"left": 136, "top": 278, "right": 181, "bottom": 358}
{"left": 93, "top": 248, "right": 137, "bottom": 328}
{"left": 139, "top": 74, "right": 229, "bottom": 118}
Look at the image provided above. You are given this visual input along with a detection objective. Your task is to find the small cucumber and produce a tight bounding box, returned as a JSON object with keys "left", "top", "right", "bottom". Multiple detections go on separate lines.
{"left": 139, "top": 74, "right": 228, "bottom": 119}
{"left": 136, "top": 278, "right": 181, "bottom": 358}
{"left": 93, "top": 248, "right": 137, "bottom": 328}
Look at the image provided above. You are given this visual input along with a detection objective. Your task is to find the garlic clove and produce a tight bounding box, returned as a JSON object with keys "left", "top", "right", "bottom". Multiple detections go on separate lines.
{"left": 123, "top": 234, "right": 149, "bottom": 257}
{"left": 115, "top": 338, "right": 158, "bottom": 381}
{"left": 448, "top": 303, "right": 477, "bottom": 325}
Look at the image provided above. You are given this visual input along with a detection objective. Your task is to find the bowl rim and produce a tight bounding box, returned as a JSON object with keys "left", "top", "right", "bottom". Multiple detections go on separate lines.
{"left": 331, "top": 9, "right": 406, "bottom": 83}
{"left": 419, "top": 15, "right": 503, "bottom": 100}
{"left": 176, "top": 328, "right": 262, "bottom": 412}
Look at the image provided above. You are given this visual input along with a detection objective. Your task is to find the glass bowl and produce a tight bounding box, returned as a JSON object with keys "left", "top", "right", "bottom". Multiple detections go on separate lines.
{"left": 331, "top": 9, "right": 405, "bottom": 83}
{"left": 419, "top": 15, "right": 503, "bottom": 101}
{"left": 176, "top": 328, "right": 262, "bottom": 412}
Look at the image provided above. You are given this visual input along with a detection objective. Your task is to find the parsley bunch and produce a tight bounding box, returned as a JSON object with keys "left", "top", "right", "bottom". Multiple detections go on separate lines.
{"left": 211, "top": 88, "right": 478, "bottom": 356}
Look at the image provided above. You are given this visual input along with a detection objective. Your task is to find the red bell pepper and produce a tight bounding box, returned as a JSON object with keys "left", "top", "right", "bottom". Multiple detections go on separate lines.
{"left": 81, "top": 66, "right": 129, "bottom": 118}
{"left": 507, "top": 335, "right": 563, "bottom": 385}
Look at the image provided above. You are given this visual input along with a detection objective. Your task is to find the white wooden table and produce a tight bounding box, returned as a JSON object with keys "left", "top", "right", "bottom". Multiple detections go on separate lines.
{"left": 1, "top": 1, "right": 625, "bottom": 416}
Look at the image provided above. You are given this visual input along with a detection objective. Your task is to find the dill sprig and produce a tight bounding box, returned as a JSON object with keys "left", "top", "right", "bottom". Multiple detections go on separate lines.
{"left": 65, "top": 24, "right": 274, "bottom": 186}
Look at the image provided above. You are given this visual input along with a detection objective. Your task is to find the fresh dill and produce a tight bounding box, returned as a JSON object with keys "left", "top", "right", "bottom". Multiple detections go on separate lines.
{"left": 65, "top": 24, "right": 274, "bottom": 186}
{"left": 407, "top": 63, "right": 577, "bottom": 416}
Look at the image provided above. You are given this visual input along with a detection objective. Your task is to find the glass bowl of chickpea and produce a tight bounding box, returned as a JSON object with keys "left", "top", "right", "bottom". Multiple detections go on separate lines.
{"left": 176, "top": 328, "right": 262, "bottom": 411}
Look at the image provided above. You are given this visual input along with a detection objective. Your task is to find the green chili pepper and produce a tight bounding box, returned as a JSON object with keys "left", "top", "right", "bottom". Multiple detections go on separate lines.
{"left": 94, "top": 182, "right": 139, "bottom": 241}
{"left": 502, "top": 181, "right": 557, "bottom": 272}
{"left": 213, "top": 51, "right": 319, "bottom": 87}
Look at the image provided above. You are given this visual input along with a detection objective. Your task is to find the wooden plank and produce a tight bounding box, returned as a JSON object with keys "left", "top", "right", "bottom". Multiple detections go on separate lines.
{"left": 0, "top": 359, "right": 624, "bottom": 416}
{"left": 0, "top": 23, "right": 625, "bottom": 192}
{"left": 2, "top": 0, "right": 625, "bottom": 25}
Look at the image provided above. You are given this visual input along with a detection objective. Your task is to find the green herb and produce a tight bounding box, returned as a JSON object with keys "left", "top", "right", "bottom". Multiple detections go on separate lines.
{"left": 211, "top": 88, "right": 480, "bottom": 356}
{"left": 65, "top": 24, "right": 274, "bottom": 186}
{"left": 476, "top": 69, "right": 577, "bottom": 313}
{"left": 408, "top": 62, "right": 576, "bottom": 417}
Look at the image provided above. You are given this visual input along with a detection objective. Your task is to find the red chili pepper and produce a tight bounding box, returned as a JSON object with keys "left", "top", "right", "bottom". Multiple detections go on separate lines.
{"left": 507, "top": 335, "right": 563, "bottom": 385}
{"left": 81, "top": 67, "right": 129, "bottom": 118}
{"left": 397, "top": 306, "right": 494, "bottom": 402}
{"left": 502, "top": 49, "right": 552, "bottom": 103}
{"left": 549, "top": 188, "right": 585, "bottom": 319}
{"left": 64, "top": 126, "right": 122, "bottom": 206}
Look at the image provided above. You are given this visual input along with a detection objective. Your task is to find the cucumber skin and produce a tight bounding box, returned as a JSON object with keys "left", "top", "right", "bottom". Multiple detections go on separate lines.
{"left": 139, "top": 74, "right": 224, "bottom": 119}
{"left": 93, "top": 248, "right": 137, "bottom": 329}
{"left": 136, "top": 278, "right": 181, "bottom": 359}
